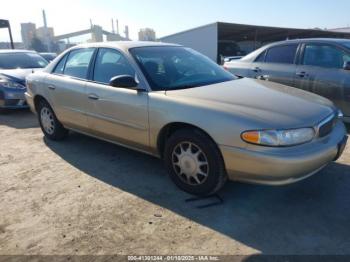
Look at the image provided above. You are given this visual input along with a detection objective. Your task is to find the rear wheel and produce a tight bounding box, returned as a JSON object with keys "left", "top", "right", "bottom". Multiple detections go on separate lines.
{"left": 164, "top": 128, "right": 227, "bottom": 196}
{"left": 37, "top": 100, "right": 68, "bottom": 140}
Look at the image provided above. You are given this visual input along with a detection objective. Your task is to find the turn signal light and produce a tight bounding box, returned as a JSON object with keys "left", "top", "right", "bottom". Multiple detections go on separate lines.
{"left": 241, "top": 131, "right": 260, "bottom": 144}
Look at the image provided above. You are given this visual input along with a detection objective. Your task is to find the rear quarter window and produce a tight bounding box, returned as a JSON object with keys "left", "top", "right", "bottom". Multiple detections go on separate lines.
{"left": 53, "top": 54, "right": 68, "bottom": 74}
{"left": 254, "top": 50, "right": 267, "bottom": 62}
{"left": 63, "top": 48, "right": 95, "bottom": 79}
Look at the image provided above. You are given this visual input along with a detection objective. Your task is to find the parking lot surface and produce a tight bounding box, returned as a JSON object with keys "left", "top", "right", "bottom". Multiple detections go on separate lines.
{"left": 1, "top": 109, "right": 350, "bottom": 255}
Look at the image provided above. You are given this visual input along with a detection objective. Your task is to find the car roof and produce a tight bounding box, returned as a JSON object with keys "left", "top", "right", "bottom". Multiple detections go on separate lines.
{"left": 40, "top": 52, "right": 57, "bottom": 55}
{"left": 267, "top": 38, "right": 350, "bottom": 47}
{"left": 234, "top": 38, "right": 350, "bottom": 63}
{"left": 71, "top": 41, "right": 181, "bottom": 52}
{"left": 0, "top": 49, "right": 36, "bottom": 54}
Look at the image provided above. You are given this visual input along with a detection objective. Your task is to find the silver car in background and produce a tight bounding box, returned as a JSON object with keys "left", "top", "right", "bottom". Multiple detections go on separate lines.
{"left": 224, "top": 39, "right": 350, "bottom": 122}
{"left": 26, "top": 42, "right": 347, "bottom": 195}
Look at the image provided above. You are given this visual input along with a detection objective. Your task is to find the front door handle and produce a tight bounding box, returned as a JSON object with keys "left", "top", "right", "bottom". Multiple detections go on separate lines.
{"left": 48, "top": 85, "right": 56, "bottom": 90}
{"left": 257, "top": 75, "right": 270, "bottom": 81}
{"left": 88, "top": 94, "right": 99, "bottom": 100}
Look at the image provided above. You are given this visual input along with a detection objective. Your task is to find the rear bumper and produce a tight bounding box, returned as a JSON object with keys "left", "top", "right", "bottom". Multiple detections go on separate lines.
{"left": 220, "top": 120, "right": 347, "bottom": 185}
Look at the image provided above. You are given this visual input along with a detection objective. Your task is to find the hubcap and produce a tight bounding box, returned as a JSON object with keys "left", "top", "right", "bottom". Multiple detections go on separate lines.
{"left": 172, "top": 142, "right": 209, "bottom": 186}
{"left": 40, "top": 107, "right": 55, "bottom": 135}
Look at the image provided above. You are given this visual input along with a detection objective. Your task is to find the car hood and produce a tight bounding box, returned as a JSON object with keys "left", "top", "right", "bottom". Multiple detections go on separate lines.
{"left": 0, "top": 68, "right": 42, "bottom": 85}
{"left": 165, "top": 78, "right": 336, "bottom": 129}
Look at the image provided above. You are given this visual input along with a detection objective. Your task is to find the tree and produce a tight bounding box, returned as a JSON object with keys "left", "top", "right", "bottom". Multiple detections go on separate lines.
{"left": 30, "top": 37, "right": 47, "bottom": 52}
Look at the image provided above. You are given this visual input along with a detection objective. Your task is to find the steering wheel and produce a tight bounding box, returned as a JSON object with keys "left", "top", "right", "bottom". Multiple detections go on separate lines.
{"left": 181, "top": 68, "right": 196, "bottom": 77}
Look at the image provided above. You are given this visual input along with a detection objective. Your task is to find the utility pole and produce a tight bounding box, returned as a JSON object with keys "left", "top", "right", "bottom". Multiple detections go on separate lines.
{"left": 124, "top": 25, "right": 129, "bottom": 39}
{"left": 0, "top": 19, "right": 14, "bottom": 49}
{"left": 7, "top": 21, "right": 14, "bottom": 49}
{"left": 42, "top": 10, "right": 51, "bottom": 52}
{"left": 111, "top": 18, "right": 115, "bottom": 34}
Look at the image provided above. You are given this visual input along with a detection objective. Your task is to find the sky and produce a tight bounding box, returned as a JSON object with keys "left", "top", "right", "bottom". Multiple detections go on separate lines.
{"left": 1, "top": 0, "right": 350, "bottom": 43}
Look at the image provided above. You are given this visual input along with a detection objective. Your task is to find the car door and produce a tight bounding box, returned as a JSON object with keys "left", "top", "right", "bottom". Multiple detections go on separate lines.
{"left": 251, "top": 44, "right": 299, "bottom": 87}
{"left": 295, "top": 43, "right": 350, "bottom": 116}
{"left": 85, "top": 48, "right": 149, "bottom": 150}
{"left": 46, "top": 48, "right": 95, "bottom": 131}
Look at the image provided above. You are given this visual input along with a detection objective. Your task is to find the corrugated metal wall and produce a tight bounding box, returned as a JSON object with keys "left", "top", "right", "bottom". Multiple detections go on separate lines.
{"left": 160, "top": 23, "right": 218, "bottom": 62}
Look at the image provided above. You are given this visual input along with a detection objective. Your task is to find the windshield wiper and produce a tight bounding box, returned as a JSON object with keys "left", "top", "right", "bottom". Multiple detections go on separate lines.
{"left": 168, "top": 84, "right": 200, "bottom": 90}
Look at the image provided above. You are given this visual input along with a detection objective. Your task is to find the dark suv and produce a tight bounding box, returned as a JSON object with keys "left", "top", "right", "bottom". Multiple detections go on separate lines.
{"left": 224, "top": 39, "right": 350, "bottom": 122}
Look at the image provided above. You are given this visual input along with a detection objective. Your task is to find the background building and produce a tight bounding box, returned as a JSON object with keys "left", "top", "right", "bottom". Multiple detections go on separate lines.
{"left": 20, "top": 22, "right": 36, "bottom": 49}
{"left": 0, "top": 42, "right": 23, "bottom": 49}
{"left": 331, "top": 27, "right": 350, "bottom": 33}
{"left": 160, "top": 22, "right": 350, "bottom": 63}
{"left": 36, "top": 26, "right": 54, "bottom": 43}
{"left": 4, "top": 13, "right": 131, "bottom": 52}
{"left": 139, "top": 28, "right": 156, "bottom": 41}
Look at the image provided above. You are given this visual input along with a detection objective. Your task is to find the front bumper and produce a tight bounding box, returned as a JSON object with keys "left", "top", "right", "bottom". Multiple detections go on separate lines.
{"left": 0, "top": 89, "right": 28, "bottom": 109}
{"left": 220, "top": 120, "right": 347, "bottom": 185}
{"left": 24, "top": 92, "right": 36, "bottom": 113}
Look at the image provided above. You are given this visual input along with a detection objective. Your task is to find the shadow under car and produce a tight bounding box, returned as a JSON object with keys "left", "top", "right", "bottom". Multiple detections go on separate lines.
{"left": 44, "top": 132, "right": 350, "bottom": 255}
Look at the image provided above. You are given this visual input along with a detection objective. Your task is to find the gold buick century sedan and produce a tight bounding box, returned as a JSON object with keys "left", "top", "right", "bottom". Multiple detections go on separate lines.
{"left": 25, "top": 42, "right": 348, "bottom": 196}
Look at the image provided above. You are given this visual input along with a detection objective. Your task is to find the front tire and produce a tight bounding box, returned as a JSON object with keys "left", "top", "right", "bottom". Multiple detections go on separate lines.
{"left": 164, "top": 128, "right": 227, "bottom": 196}
{"left": 37, "top": 100, "right": 68, "bottom": 141}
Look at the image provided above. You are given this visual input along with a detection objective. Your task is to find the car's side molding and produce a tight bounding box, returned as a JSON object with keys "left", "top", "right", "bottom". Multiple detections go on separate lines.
{"left": 67, "top": 126, "right": 159, "bottom": 158}
{"left": 84, "top": 111, "right": 148, "bottom": 131}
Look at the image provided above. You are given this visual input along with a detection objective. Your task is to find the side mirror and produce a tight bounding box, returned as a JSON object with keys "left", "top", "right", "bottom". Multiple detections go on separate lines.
{"left": 109, "top": 75, "right": 143, "bottom": 90}
{"left": 343, "top": 61, "right": 350, "bottom": 71}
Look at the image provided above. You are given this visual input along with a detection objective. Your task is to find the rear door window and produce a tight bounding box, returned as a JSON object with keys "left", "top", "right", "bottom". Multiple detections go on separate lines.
{"left": 63, "top": 48, "right": 95, "bottom": 79}
{"left": 302, "top": 44, "right": 350, "bottom": 69}
{"left": 265, "top": 44, "right": 298, "bottom": 64}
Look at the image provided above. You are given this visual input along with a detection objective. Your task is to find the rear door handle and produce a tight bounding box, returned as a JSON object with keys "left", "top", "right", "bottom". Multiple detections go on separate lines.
{"left": 252, "top": 67, "right": 261, "bottom": 73}
{"left": 88, "top": 94, "right": 99, "bottom": 100}
{"left": 48, "top": 85, "right": 56, "bottom": 90}
{"left": 296, "top": 72, "right": 307, "bottom": 78}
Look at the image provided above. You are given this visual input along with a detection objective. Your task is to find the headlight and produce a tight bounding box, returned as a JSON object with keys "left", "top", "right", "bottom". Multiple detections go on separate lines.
{"left": 338, "top": 110, "right": 344, "bottom": 119}
{"left": 0, "top": 79, "right": 25, "bottom": 89}
{"left": 241, "top": 128, "right": 315, "bottom": 147}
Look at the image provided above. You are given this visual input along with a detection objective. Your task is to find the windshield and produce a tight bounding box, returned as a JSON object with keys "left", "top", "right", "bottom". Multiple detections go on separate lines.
{"left": 40, "top": 53, "right": 57, "bottom": 62}
{"left": 0, "top": 52, "right": 49, "bottom": 69}
{"left": 130, "top": 46, "right": 236, "bottom": 91}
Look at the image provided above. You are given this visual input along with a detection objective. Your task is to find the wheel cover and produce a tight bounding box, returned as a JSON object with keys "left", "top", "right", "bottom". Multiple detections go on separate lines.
{"left": 40, "top": 107, "right": 55, "bottom": 135}
{"left": 172, "top": 142, "right": 209, "bottom": 186}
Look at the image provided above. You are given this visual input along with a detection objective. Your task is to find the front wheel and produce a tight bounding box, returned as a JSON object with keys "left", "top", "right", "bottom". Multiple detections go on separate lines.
{"left": 164, "top": 128, "right": 227, "bottom": 196}
{"left": 37, "top": 100, "right": 68, "bottom": 141}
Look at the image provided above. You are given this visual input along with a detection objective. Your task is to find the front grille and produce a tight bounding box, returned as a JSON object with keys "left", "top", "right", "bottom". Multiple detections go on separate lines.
{"left": 1, "top": 99, "right": 26, "bottom": 107}
{"left": 318, "top": 114, "right": 336, "bottom": 138}
{"left": 5, "top": 99, "right": 21, "bottom": 106}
